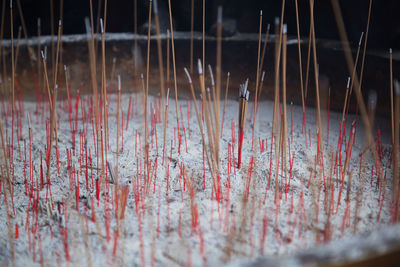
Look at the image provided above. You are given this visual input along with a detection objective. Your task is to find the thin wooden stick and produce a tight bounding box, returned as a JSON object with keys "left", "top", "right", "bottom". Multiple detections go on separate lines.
{"left": 294, "top": 0, "right": 306, "bottom": 128}
{"left": 116, "top": 75, "right": 121, "bottom": 186}
{"left": 162, "top": 88, "right": 169, "bottom": 165}
{"left": 15, "top": 0, "right": 34, "bottom": 69}
{"left": 37, "top": 18, "right": 41, "bottom": 93}
{"left": 153, "top": 0, "right": 166, "bottom": 124}
{"left": 221, "top": 72, "right": 230, "bottom": 137}
{"left": 345, "top": 32, "right": 364, "bottom": 117}
{"left": 0, "top": 0, "right": 5, "bottom": 81}
{"left": 310, "top": 0, "right": 323, "bottom": 153}
{"left": 10, "top": 0, "right": 15, "bottom": 118}
{"left": 13, "top": 25, "right": 21, "bottom": 74}
{"left": 390, "top": 48, "right": 394, "bottom": 143}
{"left": 202, "top": 0, "right": 205, "bottom": 75}
{"left": 215, "top": 6, "right": 223, "bottom": 167}
{"left": 252, "top": 10, "right": 262, "bottom": 151}
{"left": 355, "top": 0, "right": 372, "bottom": 114}
{"left": 145, "top": 0, "right": 152, "bottom": 148}
{"left": 167, "top": 0, "right": 180, "bottom": 135}
{"left": 259, "top": 24, "right": 270, "bottom": 77}
{"left": 190, "top": 0, "right": 194, "bottom": 74}
{"left": 185, "top": 67, "right": 217, "bottom": 192}
{"left": 282, "top": 24, "right": 288, "bottom": 181}
{"left": 100, "top": 18, "right": 108, "bottom": 181}
{"left": 330, "top": 0, "right": 381, "bottom": 183}
{"left": 45, "top": 84, "right": 58, "bottom": 207}
{"left": 133, "top": 0, "right": 138, "bottom": 93}
{"left": 50, "top": 0, "right": 54, "bottom": 70}
{"left": 394, "top": 80, "right": 400, "bottom": 218}
{"left": 166, "top": 29, "right": 170, "bottom": 88}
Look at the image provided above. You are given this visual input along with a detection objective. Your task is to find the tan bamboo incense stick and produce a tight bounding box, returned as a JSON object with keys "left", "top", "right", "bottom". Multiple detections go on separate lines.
{"left": 310, "top": 0, "right": 323, "bottom": 153}
{"left": 190, "top": 0, "right": 194, "bottom": 74}
{"left": 37, "top": 18, "right": 41, "bottom": 92}
{"left": 87, "top": 1, "right": 102, "bottom": 180}
{"left": 100, "top": 18, "right": 108, "bottom": 180}
{"left": 342, "top": 121, "right": 356, "bottom": 179}
{"left": 116, "top": 75, "right": 121, "bottom": 186}
{"left": 282, "top": 24, "right": 288, "bottom": 180}
{"left": 294, "top": 0, "right": 306, "bottom": 124}
{"left": 394, "top": 81, "right": 400, "bottom": 203}
{"left": 304, "top": 13, "right": 312, "bottom": 100}
{"left": 162, "top": 88, "right": 170, "bottom": 165}
{"left": 184, "top": 67, "right": 217, "bottom": 190}
{"left": 252, "top": 10, "right": 263, "bottom": 151}
{"left": 166, "top": 29, "right": 170, "bottom": 86}
{"left": 59, "top": 0, "right": 64, "bottom": 76}
{"left": 52, "top": 21, "right": 62, "bottom": 150}
{"left": 110, "top": 57, "right": 116, "bottom": 89}
{"left": 221, "top": 72, "right": 230, "bottom": 137}
{"left": 45, "top": 84, "right": 58, "bottom": 206}
{"left": 145, "top": 0, "right": 152, "bottom": 148}
{"left": 10, "top": 0, "right": 15, "bottom": 116}
{"left": 206, "top": 87, "right": 217, "bottom": 152}
{"left": 41, "top": 49, "right": 52, "bottom": 108}
{"left": 13, "top": 26, "right": 21, "bottom": 73}
{"left": 153, "top": 0, "right": 166, "bottom": 122}
{"left": 215, "top": 6, "right": 223, "bottom": 167}
{"left": 355, "top": 0, "right": 372, "bottom": 104}
{"left": 257, "top": 70, "right": 266, "bottom": 104}
{"left": 272, "top": 17, "right": 281, "bottom": 138}
{"left": 353, "top": 91, "right": 376, "bottom": 233}
{"left": 167, "top": 0, "right": 180, "bottom": 134}
{"left": 0, "top": 0, "right": 5, "bottom": 76}
{"left": 198, "top": 59, "right": 218, "bottom": 172}
{"left": 330, "top": 0, "right": 381, "bottom": 181}
{"left": 15, "top": 0, "right": 34, "bottom": 69}
{"left": 50, "top": 0, "right": 54, "bottom": 70}
{"left": 259, "top": 24, "right": 270, "bottom": 77}
{"left": 207, "top": 65, "right": 217, "bottom": 138}
{"left": 390, "top": 48, "right": 394, "bottom": 143}
{"left": 0, "top": 100, "right": 11, "bottom": 191}
{"left": 94, "top": 0, "right": 102, "bottom": 54}
{"left": 347, "top": 32, "right": 364, "bottom": 106}
{"left": 133, "top": 0, "right": 138, "bottom": 93}
{"left": 341, "top": 77, "right": 351, "bottom": 129}
{"left": 253, "top": 10, "right": 263, "bottom": 118}
{"left": 202, "top": 0, "right": 205, "bottom": 75}
{"left": 238, "top": 80, "right": 249, "bottom": 169}
{"left": 103, "top": 0, "right": 108, "bottom": 32}
{"left": 64, "top": 65, "right": 70, "bottom": 100}
{"left": 53, "top": 20, "right": 62, "bottom": 92}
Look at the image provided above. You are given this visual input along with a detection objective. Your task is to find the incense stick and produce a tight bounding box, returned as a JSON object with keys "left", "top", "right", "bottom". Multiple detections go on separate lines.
{"left": 116, "top": 75, "right": 121, "bottom": 186}
{"left": 330, "top": 0, "right": 382, "bottom": 185}
{"left": 252, "top": 10, "right": 263, "bottom": 151}
{"left": 163, "top": 88, "right": 169, "bottom": 165}
{"left": 238, "top": 80, "right": 249, "bottom": 169}
{"left": 310, "top": 0, "right": 323, "bottom": 153}
{"left": 221, "top": 72, "right": 230, "bottom": 137}
{"left": 190, "top": 0, "right": 194, "bottom": 74}
{"left": 153, "top": 0, "right": 166, "bottom": 124}
{"left": 167, "top": 0, "right": 180, "bottom": 135}
{"left": 294, "top": 0, "right": 306, "bottom": 132}
{"left": 215, "top": 6, "right": 223, "bottom": 167}
{"left": 390, "top": 48, "right": 394, "bottom": 144}
{"left": 282, "top": 24, "right": 288, "bottom": 181}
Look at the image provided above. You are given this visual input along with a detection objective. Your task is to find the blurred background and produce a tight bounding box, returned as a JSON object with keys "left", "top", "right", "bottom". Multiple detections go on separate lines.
{"left": 3, "top": 0, "right": 400, "bottom": 50}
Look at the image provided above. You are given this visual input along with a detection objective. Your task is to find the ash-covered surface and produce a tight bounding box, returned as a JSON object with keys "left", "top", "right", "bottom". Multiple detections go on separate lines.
{"left": 0, "top": 92, "right": 397, "bottom": 266}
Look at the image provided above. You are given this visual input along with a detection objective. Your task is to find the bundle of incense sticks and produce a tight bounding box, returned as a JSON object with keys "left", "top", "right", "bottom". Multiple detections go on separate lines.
{"left": 237, "top": 79, "right": 249, "bottom": 169}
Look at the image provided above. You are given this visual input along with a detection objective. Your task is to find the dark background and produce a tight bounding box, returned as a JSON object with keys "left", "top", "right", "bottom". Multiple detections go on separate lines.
{"left": 3, "top": 0, "right": 400, "bottom": 50}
